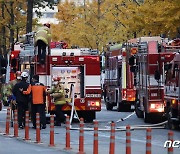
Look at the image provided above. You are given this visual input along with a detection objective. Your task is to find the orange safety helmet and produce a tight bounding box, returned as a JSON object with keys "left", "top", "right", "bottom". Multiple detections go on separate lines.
{"left": 43, "top": 23, "right": 50, "bottom": 28}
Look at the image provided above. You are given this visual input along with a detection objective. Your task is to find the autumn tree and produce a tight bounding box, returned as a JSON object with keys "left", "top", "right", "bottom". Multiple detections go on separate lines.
{"left": 0, "top": 0, "right": 26, "bottom": 55}
{"left": 125, "top": 0, "right": 180, "bottom": 38}
{"left": 52, "top": 0, "right": 141, "bottom": 51}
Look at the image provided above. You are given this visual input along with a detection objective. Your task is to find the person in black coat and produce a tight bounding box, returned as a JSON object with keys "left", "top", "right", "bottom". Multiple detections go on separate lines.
{"left": 13, "top": 72, "right": 30, "bottom": 129}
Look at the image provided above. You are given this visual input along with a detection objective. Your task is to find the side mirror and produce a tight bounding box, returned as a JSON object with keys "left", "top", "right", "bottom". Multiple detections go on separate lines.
{"left": 129, "top": 56, "right": 135, "bottom": 66}
{"left": 154, "top": 70, "right": 160, "bottom": 80}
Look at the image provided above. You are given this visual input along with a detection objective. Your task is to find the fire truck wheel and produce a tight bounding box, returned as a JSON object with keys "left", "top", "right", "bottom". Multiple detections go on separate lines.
{"left": 135, "top": 103, "right": 143, "bottom": 118}
{"left": 117, "top": 103, "right": 124, "bottom": 112}
{"left": 167, "top": 109, "right": 179, "bottom": 130}
{"left": 106, "top": 102, "right": 113, "bottom": 111}
{"left": 144, "top": 112, "right": 152, "bottom": 123}
{"left": 77, "top": 111, "right": 95, "bottom": 123}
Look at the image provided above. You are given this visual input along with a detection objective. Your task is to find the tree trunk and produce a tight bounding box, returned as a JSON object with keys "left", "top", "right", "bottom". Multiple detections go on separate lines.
{"left": 26, "top": 0, "right": 34, "bottom": 33}
{"left": 10, "top": 1, "right": 14, "bottom": 52}
{"left": 1, "top": 3, "right": 6, "bottom": 56}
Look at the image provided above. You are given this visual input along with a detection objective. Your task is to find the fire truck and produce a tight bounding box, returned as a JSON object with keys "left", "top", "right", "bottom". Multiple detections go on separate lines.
{"left": 132, "top": 37, "right": 175, "bottom": 123}
{"left": 103, "top": 43, "right": 136, "bottom": 111}
{"left": 164, "top": 39, "right": 180, "bottom": 129}
{"left": 9, "top": 34, "right": 101, "bottom": 122}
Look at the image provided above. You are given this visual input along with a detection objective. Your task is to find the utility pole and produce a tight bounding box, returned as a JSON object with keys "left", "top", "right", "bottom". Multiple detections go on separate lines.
{"left": 10, "top": 1, "right": 14, "bottom": 51}
{"left": 26, "top": 0, "right": 34, "bottom": 33}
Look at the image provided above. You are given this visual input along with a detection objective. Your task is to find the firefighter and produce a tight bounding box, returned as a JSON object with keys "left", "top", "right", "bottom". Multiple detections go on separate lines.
{"left": 47, "top": 78, "right": 66, "bottom": 126}
{"left": 1, "top": 71, "right": 21, "bottom": 107}
{"left": 12, "top": 72, "right": 30, "bottom": 129}
{"left": 34, "top": 23, "right": 51, "bottom": 64}
{"left": 23, "top": 75, "right": 46, "bottom": 129}
{"left": 8, "top": 71, "right": 22, "bottom": 111}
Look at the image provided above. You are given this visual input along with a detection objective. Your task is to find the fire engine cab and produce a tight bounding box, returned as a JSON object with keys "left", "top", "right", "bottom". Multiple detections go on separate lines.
{"left": 9, "top": 33, "right": 101, "bottom": 122}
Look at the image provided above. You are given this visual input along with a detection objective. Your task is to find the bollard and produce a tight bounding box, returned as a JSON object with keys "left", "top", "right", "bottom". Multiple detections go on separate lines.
{"left": 24, "top": 111, "right": 30, "bottom": 140}
{"left": 93, "top": 120, "right": 98, "bottom": 154}
{"left": 109, "top": 121, "right": 115, "bottom": 154}
{"left": 5, "top": 108, "right": 10, "bottom": 135}
{"left": 78, "top": 118, "right": 85, "bottom": 154}
{"left": 64, "top": 116, "right": 71, "bottom": 150}
{"left": 49, "top": 115, "right": 55, "bottom": 147}
{"left": 36, "top": 113, "right": 41, "bottom": 143}
{"left": 126, "top": 125, "right": 131, "bottom": 154}
{"left": 168, "top": 131, "right": 174, "bottom": 154}
{"left": 146, "top": 128, "right": 152, "bottom": 154}
{"left": 14, "top": 110, "right": 18, "bottom": 137}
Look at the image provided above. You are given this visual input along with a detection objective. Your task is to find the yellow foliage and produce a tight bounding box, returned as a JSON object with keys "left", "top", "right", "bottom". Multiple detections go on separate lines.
{"left": 51, "top": 0, "right": 180, "bottom": 52}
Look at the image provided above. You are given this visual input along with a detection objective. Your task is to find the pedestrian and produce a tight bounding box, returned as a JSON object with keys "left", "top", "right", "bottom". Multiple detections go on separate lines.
{"left": 47, "top": 78, "right": 66, "bottom": 126}
{"left": 23, "top": 75, "right": 46, "bottom": 129}
{"left": 12, "top": 72, "right": 30, "bottom": 129}
{"left": 34, "top": 23, "right": 51, "bottom": 64}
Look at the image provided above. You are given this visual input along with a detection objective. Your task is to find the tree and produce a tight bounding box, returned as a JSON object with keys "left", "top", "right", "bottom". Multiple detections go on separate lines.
{"left": 125, "top": 0, "right": 180, "bottom": 38}
{"left": 26, "top": 0, "right": 60, "bottom": 33}
{"left": 0, "top": 0, "right": 26, "bottom": 55}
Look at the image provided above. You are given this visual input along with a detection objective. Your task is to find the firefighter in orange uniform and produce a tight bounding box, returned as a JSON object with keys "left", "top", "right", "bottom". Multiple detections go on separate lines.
{"left": 23, "top": 75, "right": 46, "bottom": 129}
{"left": 34, "top": 23, "right": 51, "bottom": 64}
{"left": 47, "top": 77, "right": 66, "bottom": 126}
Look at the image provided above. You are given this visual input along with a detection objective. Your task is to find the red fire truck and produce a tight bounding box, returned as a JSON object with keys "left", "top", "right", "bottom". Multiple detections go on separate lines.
{"left": 132, "top": 37, "right": 175, "bottom": 123}
{"left": 103, "top": 43, "right": 136, "bottom": 111}
{"left": 9, "top": 36, "right": 101, "bottom": 122}
{"left": 164, "top": 39, "right": 180, "bottom": 129}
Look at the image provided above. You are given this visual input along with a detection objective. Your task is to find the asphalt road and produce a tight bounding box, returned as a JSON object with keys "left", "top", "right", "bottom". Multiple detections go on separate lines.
{"left": 0, "top": 103, "right": 180, "bottom": 154}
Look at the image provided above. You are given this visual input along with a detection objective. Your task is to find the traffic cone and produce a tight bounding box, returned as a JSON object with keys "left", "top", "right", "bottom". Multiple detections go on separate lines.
{"left": 64, "top": 116, "right": 71, "bottom": 150}
{"left": 5, "top": 108, "right": 10, "bottom": 135}
{"left": 126, "top": 125, "right": 131, "bottom": 154}
{"left": 109, "top": 121, "right": 115, "bottom": 154}
{"left": 146, "top": 128, "right": 152, "bottom": 154}
{"left": 36, "top": 113, "right": 41, "bottom": 143}
{"left": 49, "top": 115, "right": 55, "bottom": 147}
{"left": 93, "top": 120, "right": 98, "bottom": 154}
{"left": 14, "top": 109, "right": 18, "bottom": 137}
{"left": 168, "top": 131, "right": 174, "bottom": 154}
{"left": 78, "top": 118, "right": 85, "bottom": 154}
{"left": 24, "top": 111, "right": 30, "bottom": 140}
